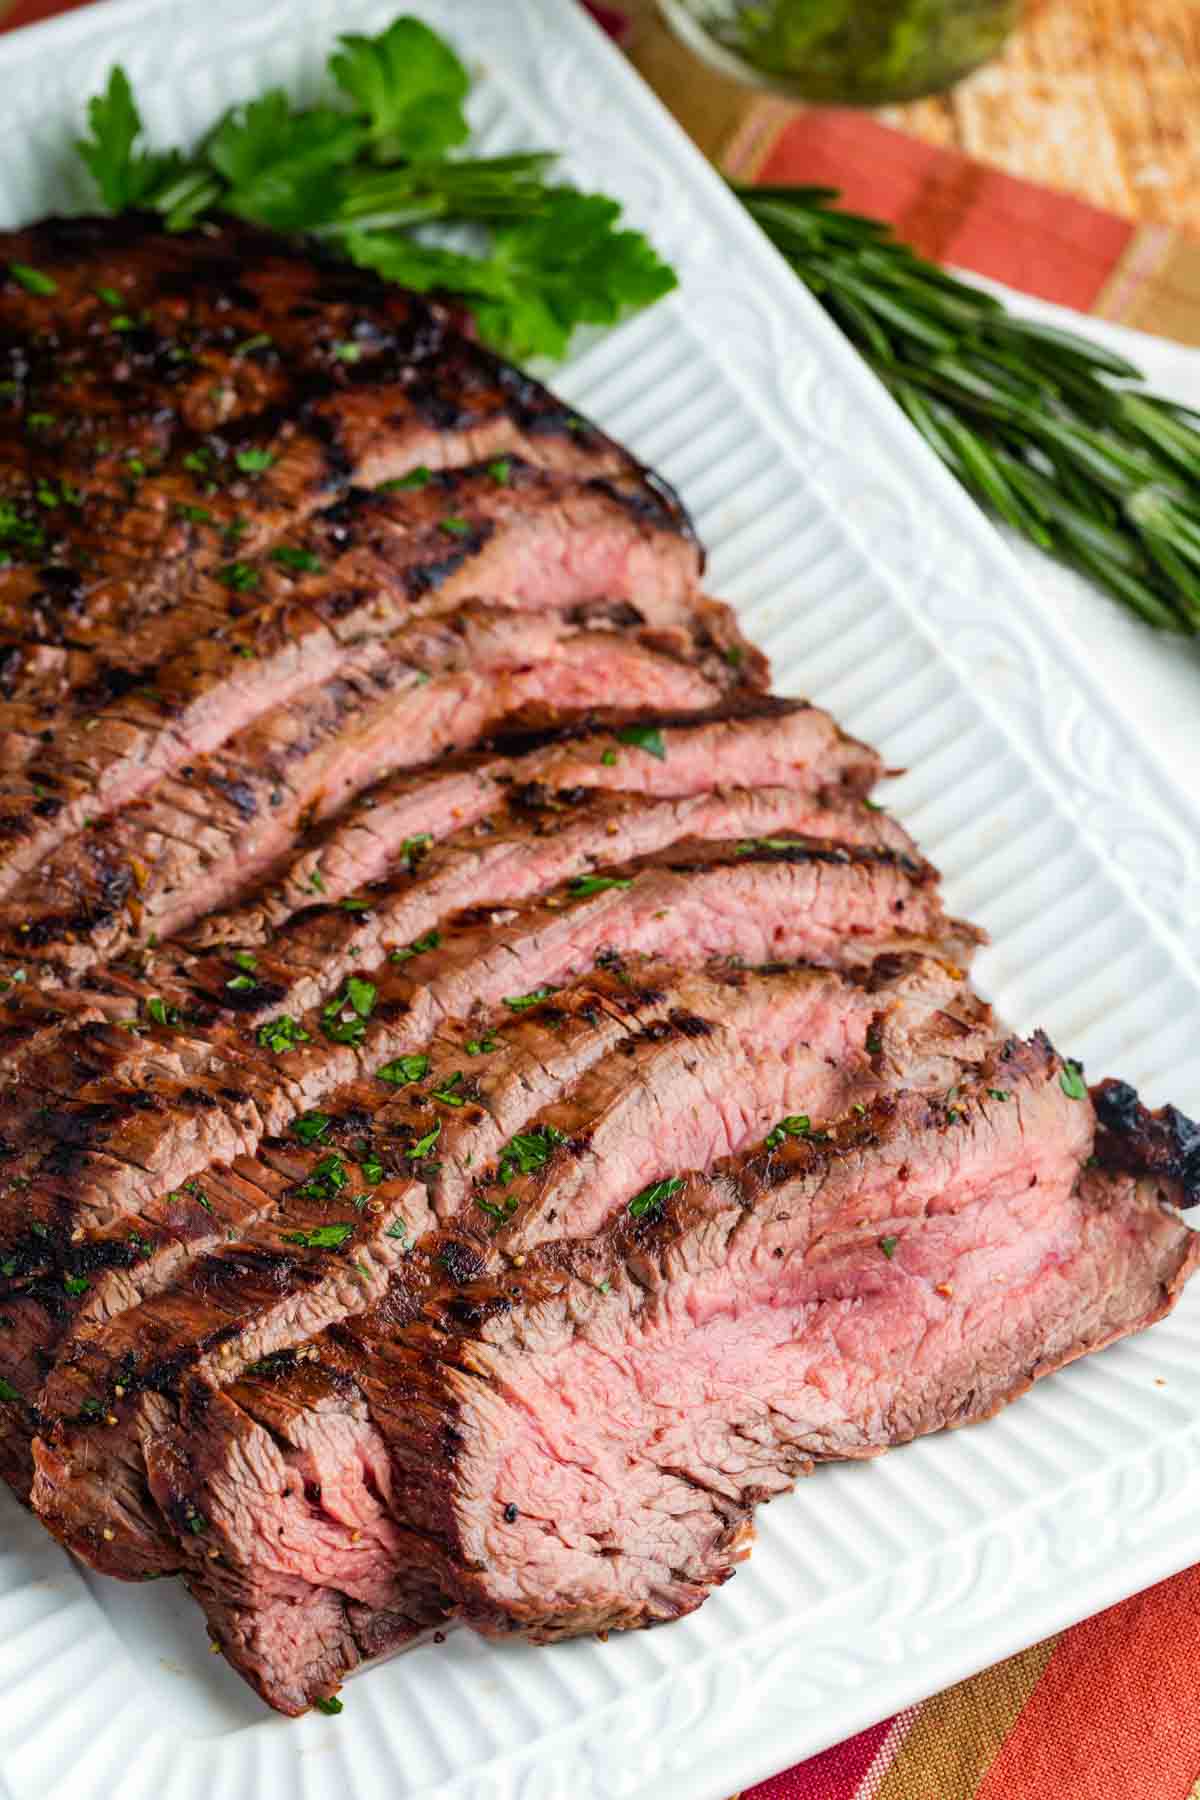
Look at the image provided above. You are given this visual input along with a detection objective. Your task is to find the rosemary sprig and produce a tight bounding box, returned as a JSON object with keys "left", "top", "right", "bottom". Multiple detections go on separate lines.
{"left": 739, "top": 185, "right": 1200, "bottom": 634}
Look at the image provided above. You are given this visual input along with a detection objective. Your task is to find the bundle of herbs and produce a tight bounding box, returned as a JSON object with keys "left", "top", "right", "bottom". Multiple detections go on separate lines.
{"left": 740, "top": 186, "right": 1200, "bottom": 633}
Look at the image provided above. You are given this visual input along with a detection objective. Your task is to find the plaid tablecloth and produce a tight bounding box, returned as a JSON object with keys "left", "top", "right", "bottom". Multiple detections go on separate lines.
{"left": 3, "top": 0, "right": 1198, "bottom": 1792}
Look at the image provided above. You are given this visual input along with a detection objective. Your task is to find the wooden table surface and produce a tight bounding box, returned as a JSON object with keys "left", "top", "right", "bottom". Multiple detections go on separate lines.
{"left": 886, "top": 0, "right": 1200, "bottom": 232}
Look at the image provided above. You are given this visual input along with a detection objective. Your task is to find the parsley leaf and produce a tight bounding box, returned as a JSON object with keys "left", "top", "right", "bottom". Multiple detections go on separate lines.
{"left": 628, "top": 1176, "right": 683, "bottom": 1220}
{"left": 569, "top": 875, "right": 633, "bottom": 896}
{"left": 390, "top": 929, "right": 440, "bottom": 963}
{"left": 1060, "top": 1060, "right": 1087, "bottom": 1101}
{"left": 497, "top": 1123, "right": 563, "bottom": 1186}
{"left": 234, "top": 447, "right": 275, "bottom": 475}
{"left": 407, "top": 1120, "right": 441, "bottom": 1160}
{"left": 270, "top": 546, "right": 322, "bottom": 573}
{"left": 292, "top": 1112, "right": 332, "bottom": 1145}
{"left": 283, "top": 1222, "right": 356, "bottom": 1250}
{"left": 378, "top": 466, "right": 432, "bottom": 493}
{"left": 9, "top": 264, "right": 58, "bottom": 297}
{"left": 257, "top": 1014, "right": 311, "bottom": 1054}
{"left": 314, "top": 1695, "right": 344, "bottom": 1716}
{"left": 502, "top": 986, "right": 558, "bottom": 1012}
{"left": 616, "top": 723, "right": 667, "bottom": 760}
{"left": 330, "top": 17, "right": 470, "bottom": 160}
{"left": 765, "top": 1114, "right": 811, "bottom": 1149}
{"left": 208, "top": 93, "right": 366, "bottom": 232}
{"left": 879, "top": 1235, "right": 899, "bottom": 1259}
{"left": 377, "top": 1054, "right": 429, "bottom": 1087}
{"left": 75, "top": 66, "right": 185, "bottom": 212}
{"left": 0, "top": 1377, "right": 20, "bottom": 1402}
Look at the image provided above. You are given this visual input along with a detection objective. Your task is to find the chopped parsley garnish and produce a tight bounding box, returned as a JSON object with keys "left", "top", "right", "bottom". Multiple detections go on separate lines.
{"left": 628, "top": 1176, "right": 683, "bottom": 1220}
{"left": 497, "top": 1123, "right": 563, "bottom": 1186}
{"left": 182, "top": 448, "right": 212, "bottom": 473}
{"left": 431, "top": 1071, "right": 466, "bottom": 1107}
{"left": 464, "top": 1034, "right": 498, "bottom": 1056}
{"left": 408, "top": 1120, "right": 441, "bottom": 1159}
{"left": 235, "top": 447, "right": 276, "bottom": 474}
{"left": 145, "top": 996, "right": 181, "bottom": 1028}
{"left": 297, "top": 1153, "right": 349, "bottom": 1199}
{"left": 615, "top": 723, "right": 666, "bottom": 760}
{"left": 1060, "top": 1060, "right": 1087, "bottom": 1101}
{"left": 269, "top": 546, "right": 322, "bottom": 573}
{"left": 332, "top": 341, "right": 361, "bottom": 362}
{"left": 384, "top": 1220, "right": 410, "bottom": 1244}
{"left": 0, "top": 1377, "right": 20, "bottom": 1402}
{"left": 569, "top": 875, "right": 632, "bottom": 896}
{"left": 865, "top": 1028, "right": 883, "bottom": 1056}
{"left": 379, "top": 466, "right": 431, "bottom": 492}
{"left": 219, "top": 560, "right": 259, "bottom": 591}
{"left": 439, "top": 514, "right": 472, "bottom": 535}
{"left": 235, "top": 332, "right": 273, "bottom": 355}
{"left": 320, "top": 978, "right": 377, "bottom": 1044}
{"left": 377, "top": 1054, "right": 430, "bottom": 1086}
{"left": 232, "top": 950, "right": 257, "bottom": 972}
{"left": 863, "top": 798, "right": 884, "bottom": 812}
{"left": 257, "top": 1014, "right": 311, "bottom": 1054}
{"left": 96, "top": 284, "right": 122, "bottom": 306}
{"left": 292, "top": 1112, "right": 332, "bottom": 1145}
{"left": 176, "top": 502, "right": 212, "bottom": 524}
{"left": 400, "top": 834, "right": 432, "bottom": 865}
{"left": 225, "top": 973, "right": 257, "bottom": 992}
{"left": 600, "top": 749, "right": 618, "bottom": 766}
{"left": 9, "top": 264, "right": 57, "bottom": 296}
{"left": 308, "top": 868, "right": 326, "bottom": 893}
{"left": 765, "top": 1114, "right": 811, "bottom": 1149}
{"left": 63, "top": 1274, "right": 90, "bottom": 1296}
{"left": 283, "top": 1221, "right": 355, "bottom": 1250}
{"left": 879, "top": 1236, "right": 899, "bottom": 1259}
{"left": 314, "top": 1696, "right": 343, "bottom": 1716}
{"left": 487, "top": 457, "right": 512, "bottom": 484}
{"left": 502, "top": 986, "right": 558, "bottom": 1012}
{"left": 987, "top": 1088, "right": 1011, "bottom": 1102}
{"left": 390, "top": 929, "right": 440, "bottom": 962}
{"left": 735, "top": 838, "right": 809, "bottom": 856}
{"left": 360, "top": 1153, "right": 384, "bottom": 1186}
{"left": 341, "top": 897, "right": 372, "bottom": 913}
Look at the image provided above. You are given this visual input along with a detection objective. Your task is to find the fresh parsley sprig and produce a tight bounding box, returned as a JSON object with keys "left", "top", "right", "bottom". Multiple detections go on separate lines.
{"left": 73, "top": 16, "right": 676, "bottom": 363}
{"left": 738, "top": 185, "right": 1200, "bottom": 635}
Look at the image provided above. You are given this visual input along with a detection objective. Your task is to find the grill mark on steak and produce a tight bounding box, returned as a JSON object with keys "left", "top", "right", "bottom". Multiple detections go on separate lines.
{"left": 132, "top": 1034, "right": 1196, "bottom": 1710}
{"left": 25, "top": 955, "right": 992, "bottom": 1581}
{"left": 0, "top": 461, "right": 709, "bottom": 899}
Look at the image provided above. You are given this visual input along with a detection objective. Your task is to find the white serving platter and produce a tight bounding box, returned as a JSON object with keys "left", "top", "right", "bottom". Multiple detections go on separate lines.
{"left": 0, "top": 3, "right": 1198, "bottom": 1797}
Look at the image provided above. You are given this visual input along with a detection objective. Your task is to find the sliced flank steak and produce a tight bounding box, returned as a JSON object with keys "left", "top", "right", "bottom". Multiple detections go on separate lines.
{"left": 0, "top": 457, "right": 710, "bottom": 900}
{"left": 131, "top": 1039, "right": 1200, "bottom": 1712}
{"left": 0, "top": 798, "right": 960, "bottom": 1291}
{"left": 198, "top": 693, "right": 885, "bottom": 943}
{"left": 26, "top": 953, "right": 987, "bottom": 1581}
{"left": 0, "top": 603, "right": 753, "bottom": 975}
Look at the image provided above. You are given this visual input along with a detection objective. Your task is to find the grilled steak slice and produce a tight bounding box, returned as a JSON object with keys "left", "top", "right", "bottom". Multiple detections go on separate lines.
{"left": 0, "top": 607, "right": 748, "bottom": 973}
{"left": 197, "top": 693, "right": 885, "bottom": 942}
{"left": 0, "top": 218, "right": 674, "bottom": 639}
{"left": 135, "top": 1035, "right": 1200, "bottom": 1712}
{"left": 0, "top": 459, "right": 709, "bottom": 899}
{"left": 26, "top": 955, "right": 984, "bottom": 1579}
{"left": 0, "top": 821, "right": 965, "bottom": 1287}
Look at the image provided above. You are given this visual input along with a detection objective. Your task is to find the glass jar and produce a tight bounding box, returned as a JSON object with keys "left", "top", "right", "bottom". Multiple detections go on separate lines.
{"left": 656, "top": 0, "right": 1020, "bottom": 106}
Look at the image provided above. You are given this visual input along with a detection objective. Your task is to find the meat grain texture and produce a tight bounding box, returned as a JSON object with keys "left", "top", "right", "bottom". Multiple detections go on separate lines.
{"left": 0, "top": 218, "right": 1194, "bottom": 1717}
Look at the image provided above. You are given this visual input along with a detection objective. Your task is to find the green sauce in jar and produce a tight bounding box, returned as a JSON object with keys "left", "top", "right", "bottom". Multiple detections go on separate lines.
{"left": 660, "top": 0, "right": 1018, "bottom": 105}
